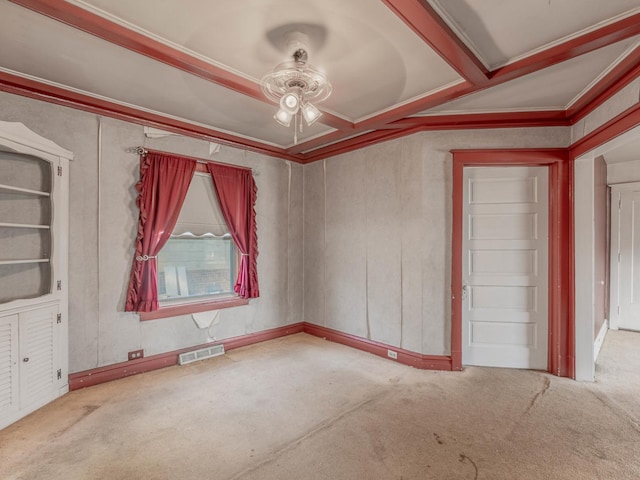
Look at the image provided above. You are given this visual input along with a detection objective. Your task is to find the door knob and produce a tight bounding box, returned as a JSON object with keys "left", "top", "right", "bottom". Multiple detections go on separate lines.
{"left": 462, "top": 282, "right": 468, "bottom": 300}
{"left": 22, "top": 357, "right": 29, "bottom": 362}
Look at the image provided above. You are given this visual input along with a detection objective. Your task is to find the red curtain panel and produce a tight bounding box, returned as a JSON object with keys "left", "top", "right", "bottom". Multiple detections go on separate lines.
{"left": 207, "top": 162, "right": 260, "bottom": 299}
{"left": 125, "top": 152, "right": 196, "bottom": 312}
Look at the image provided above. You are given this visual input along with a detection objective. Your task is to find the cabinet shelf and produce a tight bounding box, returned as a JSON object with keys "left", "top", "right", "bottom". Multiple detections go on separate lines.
{"left": 0, "top": 259, "right": 50, "bottom": 265}
{"left": 0, "top": 183, "right": 50, "bottom": 197}
{"left": 0, "top": 222, "right": 50, "bottom": 229}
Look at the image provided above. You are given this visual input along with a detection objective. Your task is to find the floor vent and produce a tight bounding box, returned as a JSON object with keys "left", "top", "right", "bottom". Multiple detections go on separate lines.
{"left": 178, "top": 344, "right": 225, "bottom": 365}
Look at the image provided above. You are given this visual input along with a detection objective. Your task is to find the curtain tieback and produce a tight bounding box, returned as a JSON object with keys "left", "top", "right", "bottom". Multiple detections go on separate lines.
{"left": 240, "top": 253, "right": 249, "bottom": 257}
{"left": 136, "top": 254, "right": 157, "bottom": 261}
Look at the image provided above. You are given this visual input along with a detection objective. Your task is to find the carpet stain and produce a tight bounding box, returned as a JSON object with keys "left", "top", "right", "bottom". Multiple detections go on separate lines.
{"left": 227, "top": 391, "right": 389, "bottom": 480}
{"left": 524, "top": 377, "right": 550, "bottom": 415}
{"left": 459, "top": 454, "right": 479, "bottom": 480}
{"left": 50, "top": 405, "right": 101, "bottom": 439}
{"left": 433, "top": 433, "right": 444, "bottom": 445}
{"left": 588, "top": 389, "right": 640, "bottom": 433}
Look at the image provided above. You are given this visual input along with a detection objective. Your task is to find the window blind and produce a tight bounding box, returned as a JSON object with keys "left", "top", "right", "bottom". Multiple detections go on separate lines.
{"left": 173, "top": 173, "right": 229, "bottom": 237}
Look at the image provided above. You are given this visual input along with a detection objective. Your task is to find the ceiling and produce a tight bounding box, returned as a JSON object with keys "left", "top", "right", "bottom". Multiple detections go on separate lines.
{"left": 1, "top": 0, "right": 640, "bottom": 163}
{"left": 600, "top": 127, "right": 640, "bottom": 164}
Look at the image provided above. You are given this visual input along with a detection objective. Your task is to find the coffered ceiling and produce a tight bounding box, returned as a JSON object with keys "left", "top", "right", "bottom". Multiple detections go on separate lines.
{"left": 1, "top": 0, "right": 639, "bottom": 163}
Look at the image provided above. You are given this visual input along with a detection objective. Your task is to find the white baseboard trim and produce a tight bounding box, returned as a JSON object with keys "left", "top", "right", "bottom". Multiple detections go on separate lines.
{"left": 594, "top": 319, "right": 609, "bottom": 362}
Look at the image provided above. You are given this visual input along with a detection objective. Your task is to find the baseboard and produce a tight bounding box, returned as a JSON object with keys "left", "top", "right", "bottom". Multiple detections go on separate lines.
{"left": 302, "top": 323, "right": 452, "bottom": 371}
{"left": 594, "top": 319, "right": 609, "bottom": 362}
{"left": 68, "top": 322, "right": 305, "bottom": 390}
{"left": 69, "top": 321, "right": 453, "bottom": 390}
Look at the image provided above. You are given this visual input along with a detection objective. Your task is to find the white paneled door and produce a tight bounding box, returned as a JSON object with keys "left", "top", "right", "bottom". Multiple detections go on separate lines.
{"left": 615, "top": 188, "right": 640, "bottom": 331}
{"left": 462, "top": 166, "right": 549, "bottom": 369}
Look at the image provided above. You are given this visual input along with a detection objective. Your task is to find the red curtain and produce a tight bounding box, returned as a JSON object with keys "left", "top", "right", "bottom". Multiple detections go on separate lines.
{"left": 125, "top": 152, "right": 196, "bottom": 312}
{"left": 207, "top": 163, "right": 259, "bottom": 299}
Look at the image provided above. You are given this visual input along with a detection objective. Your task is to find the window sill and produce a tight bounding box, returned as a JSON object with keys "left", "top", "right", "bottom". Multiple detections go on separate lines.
{"left": 139, "top": 297, "right": 249, "bottom": 321}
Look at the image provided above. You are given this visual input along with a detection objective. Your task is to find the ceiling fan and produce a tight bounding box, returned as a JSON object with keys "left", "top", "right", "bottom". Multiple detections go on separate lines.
{"left": 261, "top": 28, "right": 333, "bottom": 144}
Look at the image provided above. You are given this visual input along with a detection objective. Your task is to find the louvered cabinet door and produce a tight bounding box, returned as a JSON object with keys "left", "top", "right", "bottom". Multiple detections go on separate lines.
{"left": 18, "top": 305, "right": 60, "bottom": 412}
{"left": 0, "top": 315, "right": 19, "bottom": 426}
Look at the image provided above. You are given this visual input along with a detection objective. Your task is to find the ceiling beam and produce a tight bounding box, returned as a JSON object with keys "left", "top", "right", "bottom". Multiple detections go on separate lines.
{"left": 300, "top": 110, "right": 572, "bottom": 162}
{"left": 300, "top": 127, "right": 424, "bottom": 163}
{"left": 316, "top": 112, "right": 356, "bottom": 132}
{"left": 290, "top": 7, "right": 640, "bottom": 156}
{"left": 567, "top": 45, "right": 640, "bottom": 122}
{"left": 287, "top": 81, "right": 471, "bottom": 154}
{"left": 390, "top": 111, "right": 571, "bottom": 129}
{"left": 382, "top": 0, "right": 489, "bottom": 85}
{"left": 490, "top": 12, "right": 640, "bottom": 84}
{"left": 6, "top": 0, "right": 640, "bottom": 163}
{"left": 570, "top": 102, "right": 640, "bottom": 159}
{"left": 9, "top": 0, "right": 261, "bottom": 97}
{"left": 288, "top": 130, "right": 362, "bottom": 156}
{"left": 8, "top": 0, "right": 352, "bottom": 132}
{"left": 0, "top": 70, "right": 303, "bottom": 162}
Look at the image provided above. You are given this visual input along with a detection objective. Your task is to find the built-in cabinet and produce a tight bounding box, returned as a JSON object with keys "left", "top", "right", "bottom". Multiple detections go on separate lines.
{"left": 0, "top": 121, "right": 71, "bottom": 430}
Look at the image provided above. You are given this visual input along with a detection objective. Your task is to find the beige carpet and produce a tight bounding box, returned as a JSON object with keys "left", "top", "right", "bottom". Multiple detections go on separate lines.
{"left": 1, "top": 331, "right": 639, "bottom": 479}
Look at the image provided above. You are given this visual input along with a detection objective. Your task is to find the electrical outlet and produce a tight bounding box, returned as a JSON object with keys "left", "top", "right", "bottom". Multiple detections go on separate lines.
{"left": 128, "top": 349, "right": 144, "bottom": 361}
{"left": 387, "top": 349, "right": 398, "bottom": 360}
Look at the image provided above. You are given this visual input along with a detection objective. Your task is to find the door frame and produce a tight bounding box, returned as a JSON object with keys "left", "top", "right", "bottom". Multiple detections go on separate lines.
{"left": 451, "top": 149, "right": 574, "bottom": 377}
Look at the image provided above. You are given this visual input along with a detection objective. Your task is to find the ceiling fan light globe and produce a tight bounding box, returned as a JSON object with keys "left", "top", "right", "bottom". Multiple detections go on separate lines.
{"left": 280, "top": 92, "right": 300, "bottom": 114}
{"left": 274, "top": 109, "right": 293, "bottom": 127}
{"left": 301, "top": 102, "right": 322, "bottom": 126}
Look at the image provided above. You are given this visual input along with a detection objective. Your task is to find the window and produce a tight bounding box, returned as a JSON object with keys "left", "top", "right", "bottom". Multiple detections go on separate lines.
{"left": 157, "top": 236, "right": 235, "bottom": 301}
{"left": 143, "top": 171, "right": 245, "bottom": 318}
{"left": 126, "top": 152, "right": 258, "bottom": 318}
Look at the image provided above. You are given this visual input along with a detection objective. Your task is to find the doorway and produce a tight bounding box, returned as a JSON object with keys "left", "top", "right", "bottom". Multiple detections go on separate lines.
{"left": 461, "top": 166, "right": 549, "bottom": 369}
{"left": 451, "top": 149, "right": 573, "bottom": 376}
{"left": 610, "top": 183, "right": 640, "bottom": 332}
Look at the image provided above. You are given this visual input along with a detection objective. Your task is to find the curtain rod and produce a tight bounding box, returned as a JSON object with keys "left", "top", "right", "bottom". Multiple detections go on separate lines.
{"left": 128, "top": 146, "right": 253, "bottom": 172}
